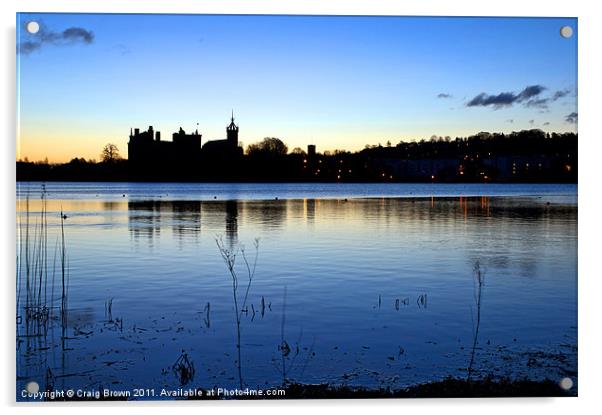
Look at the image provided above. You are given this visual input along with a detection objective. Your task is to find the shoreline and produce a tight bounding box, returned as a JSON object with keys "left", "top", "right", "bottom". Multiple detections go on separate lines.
{"left": 38, "top": 377, "right": 575, "bottom": 401}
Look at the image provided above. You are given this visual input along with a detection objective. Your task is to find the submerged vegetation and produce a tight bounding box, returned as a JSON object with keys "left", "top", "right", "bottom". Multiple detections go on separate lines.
{"left": 172, "top": 351, "right": 195, "bottom": 386}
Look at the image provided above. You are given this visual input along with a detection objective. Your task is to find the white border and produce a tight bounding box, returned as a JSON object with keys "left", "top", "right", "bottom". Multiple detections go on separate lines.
{"left": 2, "top": 1, "right": 601, "bottom": 414}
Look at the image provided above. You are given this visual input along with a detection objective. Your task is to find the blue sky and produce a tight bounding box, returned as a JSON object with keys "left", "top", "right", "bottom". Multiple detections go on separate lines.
{"left": 17, "top": 13, "right": 577, "bottom": 162}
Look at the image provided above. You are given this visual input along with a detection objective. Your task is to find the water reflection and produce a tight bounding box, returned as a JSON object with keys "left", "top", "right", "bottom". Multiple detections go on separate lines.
{"left": 126, "top": 200, "right": 241, "bottom": 247}
{"left": 128, "top": 200, "right": 163, "bottom": 245}
{"left": 126, "top": 199, "right": 289, "bottom": 246}
{"left": 17, "top": 196, "right": 575, "bottom": 241}
{"left": 225, "top": 200, "right": 238, "bottom": 247}
{"left": 16, "top": 190, "right": 577, "bottom": 397}
{"left": 305, "top": 198, "right": 316, "bottom": 225}
{"left": 115, "top": 196, "right": 577, "bottom": 264}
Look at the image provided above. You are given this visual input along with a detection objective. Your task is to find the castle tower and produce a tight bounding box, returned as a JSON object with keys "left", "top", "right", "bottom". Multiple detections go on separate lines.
{"left": 226, "top": 110, "right": 239, "bottom": 148}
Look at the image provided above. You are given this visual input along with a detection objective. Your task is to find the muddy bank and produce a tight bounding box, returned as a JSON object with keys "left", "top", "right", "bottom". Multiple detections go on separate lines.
{"left": 41, "top": 376, "right": 575, "bottom": 401}
{"left": 277, "top": 377, "right": 575, "bottom": 399}
{"left": 183, "top": 376, "right": 575, "bottom": 400}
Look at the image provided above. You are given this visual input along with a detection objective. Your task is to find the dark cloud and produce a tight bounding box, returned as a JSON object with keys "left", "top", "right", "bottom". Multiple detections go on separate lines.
{"left": 529, "top": 119, "right": 535, "bottom": 125}
{"left": 543, "top": 122, "right": 550, "bottom": 126}
{"left": 18, "top": 25, "right": 94, "bottom": 54}
{"left": 466, "top": 85, "right": 574, "bottom": 111}
{"left": 525, "top": 98, "right": 550, "bottom": 109}
{"left": 552, "top": 89, "right": 571, "bottom": 101}
{"left": 466, "top": 85, "right": 546, "bottom": 109}
{"left": 62, "top": 27, "right": 94, "bottom": 43}
{"left": 519, "top": 85, "right": 546, "bottom": 100}
{"left": 524, "top": 88, "right": 571, "bottom": 109}
{"left": 437, "top": 93, "right": 452, "bottom": 99}
{"left": 565, "top": 112, "right": 578, "bottom": 124}
{"left": 467, "top": 92, "right": 516, "bottom": 108}
{"left": 506, "top": 119, "right": 514, "bottom": 123}
{"left": 18, "top": 41, "right": 42, "bottom": 54}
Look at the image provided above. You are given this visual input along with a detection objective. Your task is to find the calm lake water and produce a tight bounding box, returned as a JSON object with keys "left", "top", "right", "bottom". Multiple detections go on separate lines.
{"left": 16, "top": 182, "right": 577, "bottom": 400}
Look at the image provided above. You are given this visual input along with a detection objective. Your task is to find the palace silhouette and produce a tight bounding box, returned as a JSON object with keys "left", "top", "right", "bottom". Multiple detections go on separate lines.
{"left": 128, "top": 112, "right": 244, "bottom": 178}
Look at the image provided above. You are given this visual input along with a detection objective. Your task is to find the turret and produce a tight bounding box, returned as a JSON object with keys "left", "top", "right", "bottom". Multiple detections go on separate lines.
{"left": 226, "top": 110, "right": 239, "bottom": 147}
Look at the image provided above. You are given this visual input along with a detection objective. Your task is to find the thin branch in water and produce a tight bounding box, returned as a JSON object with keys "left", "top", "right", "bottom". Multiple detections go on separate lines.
{"left": 467, "top": 260, "right": 485, "bottom": 380}
{"left": 215, "top": 235, "right": 260, "bottom": 390}
{"left": 280, "top": 285, "right": 288, "bottom": 385}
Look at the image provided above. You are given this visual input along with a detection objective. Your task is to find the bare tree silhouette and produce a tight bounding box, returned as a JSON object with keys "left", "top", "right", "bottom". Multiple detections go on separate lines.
{"left": 100, "top": 143, "right": 121, "bottom": 163}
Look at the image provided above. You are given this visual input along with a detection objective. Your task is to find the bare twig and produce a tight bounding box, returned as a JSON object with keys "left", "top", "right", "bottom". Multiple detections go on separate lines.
{"left": 468, "top": 260, "right": 485, "bottom": 380}
{"left": 216, "top": 236, "right": 260, "bottom": 390}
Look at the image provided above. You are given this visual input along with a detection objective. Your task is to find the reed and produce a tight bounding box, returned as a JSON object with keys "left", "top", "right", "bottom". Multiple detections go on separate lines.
{"left": 16, "top": 186, "right": 70, "bottom": 354}
{"left": 216, "top": 236, "right": 259, "bottom": 390}
{"left": 203, "top": 302, "right": 211, "bottom": 328}
{"left": 273, "top": 285, "right": 316, "bottom": 386}
{"left": 60, "top": 208, "right": 69, "bottom": 350}
{"left": 279, "top": 286, "right": 289, "bottom": 383}
{"left": 467, "top": 260, "right": 485, "bottom": 380}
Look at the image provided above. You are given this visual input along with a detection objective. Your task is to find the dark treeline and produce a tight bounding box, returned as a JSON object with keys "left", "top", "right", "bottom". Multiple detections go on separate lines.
{"left": 17, "top": 129, "right": 577, "bottom": 183}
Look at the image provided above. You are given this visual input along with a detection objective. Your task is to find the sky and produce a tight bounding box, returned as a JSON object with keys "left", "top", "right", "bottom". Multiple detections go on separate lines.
{"left": 16, "top": 13, "right": 577, "bottom": 163}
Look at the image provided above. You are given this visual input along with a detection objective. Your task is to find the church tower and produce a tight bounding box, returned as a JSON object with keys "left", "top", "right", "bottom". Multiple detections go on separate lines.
{"left": 226, "top": 110, "right": 239, "bottom": 148}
